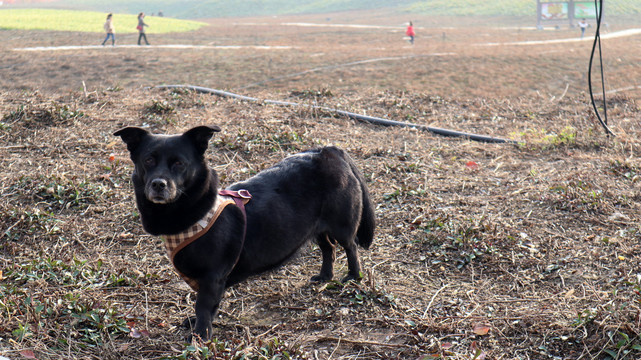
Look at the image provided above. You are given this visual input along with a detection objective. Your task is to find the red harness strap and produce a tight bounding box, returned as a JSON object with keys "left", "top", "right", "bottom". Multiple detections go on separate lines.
{"left": 218, "top": 189, "right": 252, "bottom": 220}
{"left": 161, "top": 189, "right": 251, "bottom": 291}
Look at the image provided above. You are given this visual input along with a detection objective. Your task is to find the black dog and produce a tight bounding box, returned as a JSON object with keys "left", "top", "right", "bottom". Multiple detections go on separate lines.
{"left": 114, "top": 125, "right": 375, "bottom": 340}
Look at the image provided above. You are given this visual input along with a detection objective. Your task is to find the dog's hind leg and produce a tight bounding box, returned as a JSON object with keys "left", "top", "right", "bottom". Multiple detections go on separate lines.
{"left": 330, "top": 226, "right": 363, "bottom": 282}
{"left": 339, "top": 238, "right": 363, "bottom": 283}
{"left": 310, "top": 233, "right": 336, "bottom": 282}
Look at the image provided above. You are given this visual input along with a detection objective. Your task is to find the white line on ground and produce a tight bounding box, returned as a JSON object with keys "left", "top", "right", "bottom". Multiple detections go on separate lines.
{"left": 477, "top": 28, "right": 641, "bottom": 46}
{"left": 597, "top": 85, "right": 641, "bottom": 96}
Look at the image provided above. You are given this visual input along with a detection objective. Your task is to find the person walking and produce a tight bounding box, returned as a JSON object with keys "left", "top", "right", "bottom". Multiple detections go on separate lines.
{"left": 101, "top": 13, "right": 115, "bottom": 46}
{"left": 406, "top": 21, "right": 415, "bottom": 45}
{"left": 137, "top": 12, "right": 149, "bottom": 45}
{"left": 578, "top": 18, "right": 588, "bottom": 39}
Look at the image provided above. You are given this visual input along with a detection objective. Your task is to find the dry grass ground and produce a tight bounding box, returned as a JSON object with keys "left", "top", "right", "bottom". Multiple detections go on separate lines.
{"left": 1, "top": 11, "right": 640, "bottom": 360}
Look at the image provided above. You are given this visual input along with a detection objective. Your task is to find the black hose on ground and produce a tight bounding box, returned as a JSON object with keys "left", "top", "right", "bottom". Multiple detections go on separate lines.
{"left": 155, "top": 84, "right": 519, "bottom": 145}
{"left": 587, "top": 0, "right": 615, "bottom": 137}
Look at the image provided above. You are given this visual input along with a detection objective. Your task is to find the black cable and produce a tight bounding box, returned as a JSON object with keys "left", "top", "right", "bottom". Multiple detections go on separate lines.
{"left": 587, "top": 0, "right": 615, "bottom": 136}
{"left": 155, "top": 85, "right": 519, "bottom": 144}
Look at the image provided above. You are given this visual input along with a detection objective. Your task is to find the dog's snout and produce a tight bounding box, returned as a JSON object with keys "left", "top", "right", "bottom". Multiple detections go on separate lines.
{"left": 145, "top": 177, "right": 176, "bottom": 204}
{"left": 151, "top": 178, "right": 168, "bottom": 191}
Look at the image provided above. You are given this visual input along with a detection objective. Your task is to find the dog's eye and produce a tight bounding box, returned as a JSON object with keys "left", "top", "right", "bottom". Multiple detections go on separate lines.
{"left": 172, "top": 160, "right": 185, "bottom": 170}
{"left": 144, "top": 157, "right": 156, "bottom": 167}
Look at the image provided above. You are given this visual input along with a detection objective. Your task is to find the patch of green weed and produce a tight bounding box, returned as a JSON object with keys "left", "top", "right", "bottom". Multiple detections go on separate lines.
{"left": 2, "top": 101, "right": 84, "bottom": 128}
{"left": 165, "top": 336, "right": 299, "bottom": 360}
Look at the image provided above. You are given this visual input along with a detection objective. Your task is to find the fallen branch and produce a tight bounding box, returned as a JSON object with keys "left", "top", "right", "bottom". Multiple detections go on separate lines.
{"left": 315, "top": 336, "right": 412, "bottom": 348}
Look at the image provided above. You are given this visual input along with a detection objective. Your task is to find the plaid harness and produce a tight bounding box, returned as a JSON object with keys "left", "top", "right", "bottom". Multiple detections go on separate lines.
{"left": 161, "top": 189, "right": 251, "bottom": 291}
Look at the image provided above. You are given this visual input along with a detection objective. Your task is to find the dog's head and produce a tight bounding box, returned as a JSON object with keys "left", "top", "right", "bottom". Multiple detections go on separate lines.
{"left": 114, "top": 125, "right": 220, "bottom": 204}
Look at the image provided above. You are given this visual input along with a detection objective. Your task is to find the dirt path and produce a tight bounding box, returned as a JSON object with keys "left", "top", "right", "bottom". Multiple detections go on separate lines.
{"left": 12, "top": 27, "right": 641, "bottom": 53}
{"left": 478, "top": 28, "right": 641, "bottom": 46}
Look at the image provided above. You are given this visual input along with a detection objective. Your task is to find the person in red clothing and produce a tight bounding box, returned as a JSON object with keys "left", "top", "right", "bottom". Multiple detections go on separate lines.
{"left": 406, "top": 21, "right": 415, "bottom": 45}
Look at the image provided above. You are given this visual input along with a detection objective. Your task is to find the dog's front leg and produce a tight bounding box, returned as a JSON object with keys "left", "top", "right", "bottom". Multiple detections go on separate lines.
{"left": 192, "top": 277, "right": 226, "bottom": 341}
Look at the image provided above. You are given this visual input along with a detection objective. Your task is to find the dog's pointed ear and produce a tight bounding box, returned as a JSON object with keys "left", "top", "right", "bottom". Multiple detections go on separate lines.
{"left": 182, "top": 125, "right": 221, "bottom": 154}
{"left": 113, "top": 127, "right": 150, "bottom": 153}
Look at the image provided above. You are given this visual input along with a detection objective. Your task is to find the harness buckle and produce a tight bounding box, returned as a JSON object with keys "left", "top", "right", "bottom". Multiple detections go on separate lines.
{"left": 237, "top": 189, "right": 252, "bottom": 199}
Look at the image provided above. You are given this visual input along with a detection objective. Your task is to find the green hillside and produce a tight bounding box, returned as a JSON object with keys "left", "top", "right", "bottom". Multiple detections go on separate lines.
{"left": 408, "top": 0, "right": 641, "bottom": 17}
{"left": 406, "top": 0, "right": 534, "bottom": 17}
{"left": 57, "top": 0, "right": 418, "bottom": 19}
{"left": 0, "top": 9, "right": 207, "bottom": 33}
{"left": 7, "top": 0, "right": 641, "bottom": 19}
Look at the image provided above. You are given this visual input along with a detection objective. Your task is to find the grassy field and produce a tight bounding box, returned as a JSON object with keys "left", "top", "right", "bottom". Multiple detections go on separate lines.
{"left": 0, "top": 9, "right": 207, "bottom": 33}
{"left": 1, "top": 10, "right": 641, "bottom": 360}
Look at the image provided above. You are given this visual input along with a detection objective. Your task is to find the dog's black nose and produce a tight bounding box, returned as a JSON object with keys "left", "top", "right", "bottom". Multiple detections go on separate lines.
{"left": 151, "top": 179, "right": 168, "bottom": 191}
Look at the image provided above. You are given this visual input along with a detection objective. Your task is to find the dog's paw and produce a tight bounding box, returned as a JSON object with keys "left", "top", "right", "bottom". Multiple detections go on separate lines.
{"left": 341, "top": 273, "right": 363, "bottom": 283}
{"left": 310, "top": 274, "right": 332, "bottom": 283}
{"left": 193, "top": 324, "right": 213, "bottom": 342}
{"left": 185, "top": 332, "right": 205, "bottom": 344}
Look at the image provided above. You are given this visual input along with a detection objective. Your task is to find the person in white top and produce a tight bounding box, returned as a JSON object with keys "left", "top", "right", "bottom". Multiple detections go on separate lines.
{"left": 578, "top": 19, "right": 589, "bottom": 39}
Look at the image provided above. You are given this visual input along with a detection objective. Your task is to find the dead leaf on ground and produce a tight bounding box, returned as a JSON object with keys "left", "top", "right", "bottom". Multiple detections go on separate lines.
{"left": 473, "top": 324, "right": 490, "bottom": 336}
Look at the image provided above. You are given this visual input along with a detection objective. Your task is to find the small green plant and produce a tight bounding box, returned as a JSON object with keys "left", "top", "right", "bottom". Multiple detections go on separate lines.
{"left": 511, "top": 126, "right": 577, "bottom": 149}
{"left": 609, "top": 159, "right": 639, "bottom": 182}
{"left": 3, "top": 208, "right": 60, "bottom": 240}
{"left": 269, "top": 131, "right": 305, "bottom": 152}
{"left": 257, "top": 337, "right": 296, "bottom": 359}
{"left": 1, "top": 258, "right": 136, "bottom": 347}
{"left": 52, "top": 102, "right": 85, "bottom": 122}
{"left": 2, "top": 101, "right": 84, "bottom": 128}
{"left": 166, "top": 336, "right": 298, "bottom": 360}
{"left": 146, "top": 99, "right": 175, "bottom": 115}
{"left": 413, "top": 216, "right": 449, "bottom": 246}
{"left": 323, "top": 280, "right": 396, "bottom": 308}
{"left": 36, "top": 177, "right": 109, "bottom": 210}
{"left": 384, "top": 161, "right": 423, "bottom": 174}
{"left": 602, "top": 331, "right": 641, "bottom": 359}
{"left": 547, "top": 179, "right": 610, "bottom": 214}
{"left": 105, "top": 85, "right": 123, "bottom": 92}
{"left": 571, "top": 309, "right": 597, "bottom": 327}
{"left": 171, "top": 343, "right": 213, "bottom": 360}
{"left": 2, "top": 104, "right": 27, "bottom": 125}
{"left": 11, "top": 322, "right": 29, "bottom": 341}
{"left": 419, "top": 217, "right": 449, "bottom": 233}
{"left": 5, "top": 257, "right": 140, "bottom": 289}
{"left": 545, "top": 126, "right": 576, "bottom": 146}
{"left": 413, "top": 216, "right": 499, "bottom": 269}
{"left": 214, "top": 129, "right": 264, "bottom": 152}
{"left": 290, "top": 88, "right": 334, "bottom": 99}
{"left": 67, "top": 299, "right": 129, "bottom": 346}
{"left": 383, "top": 187, "right": 427, "bottom": 201}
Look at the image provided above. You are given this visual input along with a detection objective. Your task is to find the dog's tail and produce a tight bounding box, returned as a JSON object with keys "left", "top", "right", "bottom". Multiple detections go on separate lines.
{"left": 345, "top": 152, "right": 375, "bottom": 250}
{"left": 319, "top": 146, "right": 375, "bottom": 249}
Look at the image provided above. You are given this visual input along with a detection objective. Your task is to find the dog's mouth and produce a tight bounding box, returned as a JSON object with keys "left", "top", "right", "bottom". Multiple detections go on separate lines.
{"left": 148, "top": 193, "right": 173, "bottom": 204}
{"left": 145, "top": 178, "right": 178, "bottom": 204}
